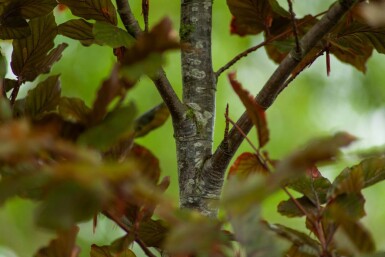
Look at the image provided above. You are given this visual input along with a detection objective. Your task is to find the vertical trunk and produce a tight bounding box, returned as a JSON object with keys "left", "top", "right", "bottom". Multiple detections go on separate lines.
{"left": 176, "top": 0, "right": 216, "bottom": 216}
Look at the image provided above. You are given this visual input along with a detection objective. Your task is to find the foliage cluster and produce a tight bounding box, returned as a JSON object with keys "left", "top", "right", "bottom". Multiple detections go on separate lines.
{"left": 1, "top": 0, "right": 385, "bottom": 257}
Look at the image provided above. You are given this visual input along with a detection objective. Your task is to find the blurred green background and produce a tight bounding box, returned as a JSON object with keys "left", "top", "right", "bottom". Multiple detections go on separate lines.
{"left": 1, "top": 0, "right": 385, "bottom": 256}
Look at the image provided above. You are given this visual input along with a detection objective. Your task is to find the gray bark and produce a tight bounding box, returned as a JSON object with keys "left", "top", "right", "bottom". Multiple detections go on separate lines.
{"left": 176, "top": 0, "right": 217, "bottom": 216}
{"left": 115, "top": 0, "right": 359, "bottom": 218}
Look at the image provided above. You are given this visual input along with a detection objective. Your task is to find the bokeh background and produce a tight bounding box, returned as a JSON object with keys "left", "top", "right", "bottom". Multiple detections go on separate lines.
{"left": 1, "top": 0, "right": 385, "bottom": 256}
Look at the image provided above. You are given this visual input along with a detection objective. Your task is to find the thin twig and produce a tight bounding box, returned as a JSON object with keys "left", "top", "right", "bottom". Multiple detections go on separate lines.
{"left": 287, "top": 0, "right": 301, "bottom": 54}
{"left": 215, "top": 10, "right": 327, "bottom": 78}
{"left": 142, "top": 0, "right": 149, "bottom": 32}
{"left": 225, "top": 114, "right": 258, "bottom": 153}
{"left": 9, "top": 80, "right": 21, "bottom": 106}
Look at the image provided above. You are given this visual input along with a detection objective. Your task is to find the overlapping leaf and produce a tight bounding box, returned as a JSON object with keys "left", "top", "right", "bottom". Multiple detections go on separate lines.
{"left": 134, "top": 103, "right": 170, "bottom": 138}
{"left": 58, "top": 19, "right": 95, "bottom": 46}
{"left": 264, "top": 222, "right": 321, "bottom": 253}
{"left": 164, "top": 213, "right": 231, "bottom": 256}
{"left": 0, "top": 15, "right": 30, "bottom": 39}
{"left": 277, "top": 196, "right": 317, "bottom": 218}
{"left": 275, "top": 132, "right": 356, "bottom": 179}
{"left": 78, "top": 103, "right": 137, "bottom": 151}
{"left": 91, "top": 244, "right": 136, "bottom": 257}
{"left": 1, "top": 0, "right": 57, "bottom": 19}
{"left": 328, "top": 157, "right": 385, "bottom": 198}
{"left": 228, "top": 207, "right": 279, "bottom": 257}
{"left": 228, "top": 73, "right": 269, "bottom": 148}
{"left": 93, "top": 21, "right": 134, "bottom": 48}
{"left": 57, "top": 0, "right": 117, "bottom": 25}
{"left": 227, "top": 0, "right": 290, "bottom": 36}
{"left": 228, "top": 152, "right": 269, "bottom": 178}
{"left": 34, "top": 226, "right": 80, "bottom": 257}
{"left": 58, "top": 97, "right": 91, "bottom": 125}
{"left": 0, "top": 0, "right": 57, "bottom": 39}
{"left": 24, "top": 75, "right": 61, "bottom": 118}
{"left": 328, "top": 19, "right": 385, "bottom": 73}
{"left": 286, "top": 175, "right": 332, "bottom": 204}
{"left": 120, "top": 17, "right": 179, "bottom": 81}
{"left": 11, "top": 13, "right": 68, "bottom": 82}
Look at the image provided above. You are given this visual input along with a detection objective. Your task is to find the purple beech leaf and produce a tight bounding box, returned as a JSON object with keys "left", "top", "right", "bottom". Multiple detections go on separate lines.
{"left": 58, "top": 19, "right": 95, "bottom": 46}
{"left": 229, "top": 72, "right": 269, "bottom": 148}
{"left": 57, "top": 0, "right": 118, "bottom": 25}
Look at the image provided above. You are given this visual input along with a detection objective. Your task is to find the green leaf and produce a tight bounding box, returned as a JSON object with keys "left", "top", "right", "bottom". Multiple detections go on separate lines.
{"left": 34, "top": 226, "right": 80, "bottom": 257}
{"left": 36, "top": 180, "right": 104, "bottom": 229}
{"left": 228, "top": 152, "right": 269, "bottom": 178}
{"left": 165, "top": 212, "right": 229, "bottom": 256}
{"left": 91, "top": 244, "right": 136, "bottom": 257}
{"left": 58, "top": 19, "right": 95, "bottom": 46}
{"left": 277, "top": 196, "right": 317, "bottom": 218}
{"left": 286, "top": 175, "right": 332, "bottom": 205}
{"left": 109, "top": 235, "right": 135, "bottom": 254}
{"left": 228, "top": 73, "right": 269, "bottom": 148}
{"left": 93, "top": 21, "right": 134, "bottom": 48}
{"left": 134, "top": 103, "right": 170, "bottom": 138}
{"left": 138, "top": 219, "right": 169, "bottom": 248}
{"left": 340, "top": 220, "right": 376, "bottom": 253}
{"left": 11, "top": 13, "right": 68, "bottom": 82}
{"left": 90, "top": 66, "right": 128, "bottom": 124}
{"left": 0, "top": 14, "right": 30, "bottom": 39}
{"left": 329, "top": 19, "right": 385, "bottom": 73}
{"left": 264, "top": 222, "right": 321, "bottom": 252}
{"left": 58, "top": 97, "right": 91, "bottom": 125}
{"left": 0, "top": 49, "right": 6, "bottom": 78}
{"left": 3, "top": 78, "right": 18, "bottom": 92}
{"left": 328, "top": 157, "right": 385, "bottom": 198}
{"left": 228, "top": 207, "right": 279, "bottom": 257}
{"left": 78, "top": 103, "right": 137, "bottom": 151}
{"left": 285, "top": 245, "right": 319, "bottom": 257}
{"left": 58, "top": 0, "right": 117, "bottom": 25}
{"left": 25, "top": 75, "right": 61, "bottom": 118}
{"left": 0, "top": 97, "right": 12, "bottom": 121}
{"left": 325, "top": 193, "right": 366, "bottom": 221}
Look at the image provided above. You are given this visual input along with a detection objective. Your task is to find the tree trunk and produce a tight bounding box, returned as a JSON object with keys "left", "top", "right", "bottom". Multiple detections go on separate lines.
{"left": 176, "top": 0, "right": 217, "bottom": 217}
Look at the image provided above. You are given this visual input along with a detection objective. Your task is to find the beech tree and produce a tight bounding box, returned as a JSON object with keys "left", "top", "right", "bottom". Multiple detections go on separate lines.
{"left": 1, "top": 0, "right": 385, "bottom": 256}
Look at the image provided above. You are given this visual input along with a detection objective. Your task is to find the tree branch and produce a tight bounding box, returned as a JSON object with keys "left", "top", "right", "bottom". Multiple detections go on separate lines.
{"left": 115, "top": 0, "right": 185, "bottom": 121}
{"left": 215, "top": 10, "right": 328, "bottom": 79}
{"left": 202, "top": 0, "right": 359, "bottom": 203}
{"left": 115, "top": 0, "right": 142, "bottom": 37}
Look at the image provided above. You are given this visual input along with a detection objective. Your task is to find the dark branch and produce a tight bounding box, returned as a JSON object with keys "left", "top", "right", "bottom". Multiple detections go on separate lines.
{"left": 115, "top": 0, "right": 185, "bottom": 121}
{"left": 215, "top": 10, "right": 328, "bottom": 79}
{"left": 115, "top": 0, "right": 142, "bottom": 37}
{"left": 205, "top": 0, "right": 359, "bottom": 191}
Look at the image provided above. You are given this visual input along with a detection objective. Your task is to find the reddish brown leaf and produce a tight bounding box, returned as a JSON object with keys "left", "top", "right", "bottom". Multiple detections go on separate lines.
{"left": 121, "top": 17, "right": 179, "bottom": 73}
{"left": 228, "top": 72, "right": 269, "bottom": 148}
{"left": 227, "top": 0, "right": 290, "bottom": 36}
{"left": 228, "top": 152, "right": 269, "bottom": 179}
{"left": 328, "top": 17, "right": 385, "bottom": 73}
{"left": 134, "top": 103, "right": 170, "bottom": 138}
{"left": 34, "top": 226, "right": 80, "bottom": 257}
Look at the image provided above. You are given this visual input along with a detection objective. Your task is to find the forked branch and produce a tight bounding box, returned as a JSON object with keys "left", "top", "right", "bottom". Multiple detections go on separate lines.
{"left": 115, "top": 0, "right": 185, "bottom": 121}
{"left": 204, "top": 0, "right": 360, "bottom": 194}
